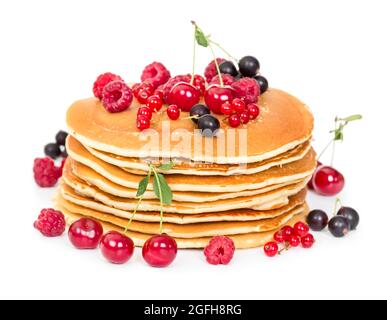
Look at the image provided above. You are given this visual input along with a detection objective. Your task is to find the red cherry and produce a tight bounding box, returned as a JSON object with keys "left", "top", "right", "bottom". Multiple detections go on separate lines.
{"left": 167, "top": 82, "right": 200, "bottom": 112}
{"left": 228, "top": 114, "right": 241, "bottom": 127}
{"left": 133, "top": 82, "right": 154, "bottom": 104}
{"left": 312, "top": 165, "right": 345, "bottom": 196}
{"left": 146, "top": 95, "right": 163, "bottom": 112}
{"left": 136, "top": 115, "right": 151, "bottom": 131}
{"left": 231, "top": 98, "right": 246, "bottom": 114}
{"left": 240, "top": 111, "right": 250, "bottom": 124}
{"left": 68, "top": 218, "right": 103, "bottom": 249}
{"left": 293, "top": 221, "right": 310, "bottom": 237}
{"left": 220, "top": 102, "right": 233, "bottom": 115}
{"left": 288, "top": 235, "right": 301, "bottom": 247}
{"left": 204, "top": 84, "right": 235, "bottom": 114}
{"left": 247, "top": 103, "right": 260, "bottom": 120}
{"left": 273, "top": 230, "right": 286, "bottom": 243}
{"left": 281, "top": 226, "right": 294, "bottom": 241}
{"left": 100, "top": 231, "right": 134, "bottom": 264}
{"left": 137, "top": 106, "right": 152, "bottom": 119}
{"left": 142, "top": 234, "right": 178, "bottom": 268}
{"left": 264, "top": 241, "right": 279, "bottom": 257}
{"left": 167, "top": 104, "right": 180, "bottom": 120}
{"left": 301, "top": 233, "right": 315, "bottom": 248}
{"left": 308, "top": 161, "right": 323, "bottom": 190}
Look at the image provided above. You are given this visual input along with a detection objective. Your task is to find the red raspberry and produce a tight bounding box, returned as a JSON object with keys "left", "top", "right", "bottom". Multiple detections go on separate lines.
{"left": 231, "top": 77, "right": 260, "bottom": 104}
{"left": 33, "top": 157, "right": 61, "bottom": 187}
{"left": 141, "top": 62, "right": 171, "bottom": 88}
{"left": 204, "top": 236, "right": 235, "bottom": 265}
{"left": 59, "top": 158, "right": 67, "bottom": 175}
{"left": 133, "top": 82, "right": 155, "bottom": 104}
{"left": 93, "top": 72, "right": 123, "bottom": 99}
{"left": 163, "top": 75, "right": 191, "bottom": 102}
{"left": 204, "top": 58, "right": 225, "bottom": 82}
{"left": 210, "top": 74, "right": 236, "bottom": 86}
{"left": 192, "top": 74, "right": 206, "bottom": 95}
{"left": 34, "top": 208, "right": 66, "bottom": 237}
{"left": 102, "top": 81, "right": 133, "bottom": 113}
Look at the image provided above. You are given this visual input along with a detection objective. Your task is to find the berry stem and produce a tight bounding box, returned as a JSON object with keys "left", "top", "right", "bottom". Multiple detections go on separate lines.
{"left": 333, "top": 197, "right": 342, "bottom": 216}
{"left": 124, "top": 194, "right": 144, "bottom": 233}
{"left": 209, "top": 43, "right": 224, "bottom": 87}
{"left": 208, "top": 39, "right": 238, "bottom": 63}
{"left": 190, "top": 26, "right": 197, "bottom": 86}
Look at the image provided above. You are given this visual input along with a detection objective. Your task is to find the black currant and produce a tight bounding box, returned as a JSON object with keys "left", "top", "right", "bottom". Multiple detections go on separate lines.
{"left": 254, "top": 75, "right": 269, "bottom": 94}
{"left": 238, "top": 56, "right": 260, "bottom": 77}
{"left": 55, "top": 130, "right": 68, "bottom": 146}
{"left": 307, "top": 209, "right": 329, "bottom": 231}
{"left": 219, "top": 61, "right": 238, "bottom": 77}
{"left": 337, "top": 207, "right": 359, "bottom": 230}
{"left": 44, "top": 143, "right": 61, "bottom": 159}
{"left": 198, "top": 115, "right": 220, "bottom": 137}
{"left": 328, "top": 216, "right": 350, "bottom": 238}
{"left": 190, "top": 104, "right": 210, "bottom": 123}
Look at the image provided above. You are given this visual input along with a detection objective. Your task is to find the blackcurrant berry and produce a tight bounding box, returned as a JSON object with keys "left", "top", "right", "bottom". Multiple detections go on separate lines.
{"left": 328, "top": 216, "right": 350, "bottom": 238}
{"left": 238, "top": 56, "right": 260, "bottom": 77}
{"left": 337, "top": 207, "right": 359, "bottom": 230}
{"left": 254, "top": 75, "right": 269, "bottom": 94}
{"left": 190, "top": 104, "right": 210, "bottom": 123}
{"left": 307, "top": 209, "right": 329, "bottom": 231}
{"left": 198, "top": 115, "right": 220, "bottom": 137}
{"left": 55, "top": 130, "right": 68, "bottom": 146}
{"left": 219, "top": 61, "right": 238, "bottom": 77}
{"left": 44, "top": 143, "right": 61, "bottom": 159}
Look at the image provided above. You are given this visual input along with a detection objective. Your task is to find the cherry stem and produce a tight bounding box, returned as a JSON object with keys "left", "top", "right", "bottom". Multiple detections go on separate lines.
{"left": 317, "top": 139, "right": 333, "bottom": 162}
{"left": 208, "top": 42, "right": 224, "bottom": 87}
{"left": 209, "top": 39, "right": 238, "bottom": 63}
{"left": 124, "top": 194, "right": 143, "bottom": 233}
{"left": 190, "top": 27, "right": 196, "bottom": 86}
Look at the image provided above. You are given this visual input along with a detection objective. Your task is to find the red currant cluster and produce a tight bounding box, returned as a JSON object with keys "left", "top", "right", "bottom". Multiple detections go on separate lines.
{"left": 264, "top": 222, "right": 315, "bottom": 257}
{"left": 220, "top": 98, "right": 260, "bottom": 127}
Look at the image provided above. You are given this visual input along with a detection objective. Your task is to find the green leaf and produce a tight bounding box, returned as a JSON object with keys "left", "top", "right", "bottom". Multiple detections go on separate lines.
{"left": 136, "top": 175, "right": 149, "bottom": 197}
{"left": 339, "top": 114, "right": 363, "bottom": 122}
{"left": 157, "top": 161, "right": 175, "bottom": 171}
{"left": 153, "top": 173, "right": 173, "bottom": 205}
{"left": 195, "top": 28, "right": 209, "bottom": 47}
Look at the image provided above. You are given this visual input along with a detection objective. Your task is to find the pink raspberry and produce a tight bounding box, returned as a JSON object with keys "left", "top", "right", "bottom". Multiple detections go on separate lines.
{"left": 204, "top": 236, "right": 235, "bottom": 265}
{"left": 204, "top": 58, "right": 225, "bottom": 83}
{"left": 132, "top": 82, "right": 155, "bottom": 104}
{"left": 163, "top": 74, "right": 191, "bottom": 102}
{"left": 141, "top": 62, "right": 171, "bottom": 88}
{"left": 34, "top": 208, "right": 66, "bottom": 237}
{"left": 33, "top": 157, "right": 61, "bottom": 188}
{"left": 192, "top": 74, "right": 206, "bottom": 95}
{"left": 210, "top": 74, "right": 236, "bottom": 86}
{"left": 231, "top": 77, "right": 260, "bottom": 104}
{"left": 102, "top": 81, "right": 133, "bottom": 113}
{"left": 93, "top": 72, "right": 123, "bottom": 99}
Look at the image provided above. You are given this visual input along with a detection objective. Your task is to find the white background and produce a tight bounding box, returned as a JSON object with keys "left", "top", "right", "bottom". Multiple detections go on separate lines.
{"left": 0, "top": 0, "right": 386, "bottom": 300}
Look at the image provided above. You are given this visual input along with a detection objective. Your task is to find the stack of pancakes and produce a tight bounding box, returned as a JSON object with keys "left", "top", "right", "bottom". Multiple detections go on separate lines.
{"left": 55, "top": 88, "right": 316, "bottom": 249}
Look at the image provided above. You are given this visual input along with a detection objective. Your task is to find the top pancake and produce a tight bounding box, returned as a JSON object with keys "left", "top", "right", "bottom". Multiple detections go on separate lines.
{"left": 67, "top": 88, "right": 313, "bottom": 164}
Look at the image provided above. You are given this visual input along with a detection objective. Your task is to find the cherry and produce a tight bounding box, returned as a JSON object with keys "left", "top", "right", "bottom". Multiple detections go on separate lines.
{"left": 247, "top": 103, "right": 260, "bottom": 120}
{"left": 142, "top": 234, "right": 178, "bottom": 268}
{"left": 288, "top": 235, "right": 301, "bottom": 247}
{"left": 220, "top": 102, "right": 233, "bottom": 115}
{"left": 264, "top": 241, "right": 279, "bottom": 257}
{"left": 204, "top": 84, "right": 235, "bottom": 114}
{"left": 274, "top": 230, "right": 286, "bottom": 243}
{"left": 240, "top": 111, "right": 250, "bottom": 124}
{"left": 301, "top": 233, "right": 315, "bottom": 249}
{"left": 293, "top": 222, "right": 310, "bottom": 237}
{"left": 280, "top": 226, "right": 294, "bottom": 241}
{"left": 100, "top": 231, "right": 134, "bottom": 264}
{"left": 68, "top": 218, "right": 103, "bottom": 249}
{"left": 146, "top": 95, "right": 163, "bottom": 112}
{"left": 228, "top": 114, "right": 241, "bottom": 127}
{"left": 137, "top": 106, "right": 152, "bottom": 119}
{"left": 167, "top": 82, "right": 200, "bottom": 112}
{"left": 231, "top": 98, "right": 245, "bottom": 114}
{"left": 312, "top": 165, "right": 345, "bottom": 196}
{"left": 166, "top": 104, "right": 180, "bottom": 120}
{"left": 136, "top": 115, "right": 151, "bottom": 131}
{"left": 307, "top": 161, "right": 322, "bottom": 190}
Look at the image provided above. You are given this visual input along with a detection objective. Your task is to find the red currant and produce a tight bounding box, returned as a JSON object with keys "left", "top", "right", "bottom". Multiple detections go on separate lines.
{"left": 167, "top": 82, "right": 200, "bottom": 112}
{"left": 136, "top": 115, "right": 151, "bottom": 131}
{"left": 137, "top": 106, "right": 152, "bottom": 119}
{"left": 301, "top": 233, "right": 315, "bottom": 248}
{"left": 204, "top": 84, "right": 235, "bottom": 114}
{"left": 264, "top": 241, "right": 279, "bottom": 257}
{"left": 240, "top": 111, "right": 250, "bottom": 124}
{"left": 231, "top": 98, "right": 246, "bottom": 114}
{"left": 312, "top": 165, "right": 345, "bottom": 196}
{"left": 100, "top": 231, "right": 134, "bottom": 264}
{"left": 281, "top": 226, "right": 294, "bottom": 241}
{"left": 167, "top": 104, "right": 180, "bottom": 120}
{"left": 228, "top": 114, "right": 241, "bottom": 127}
{"left": 288, "top": 235, "right": 301, "bottom": 247}
{"left": 146, "top": 95, "right": 163, "bottom": 112}
{"left": 247, "top": 103, "right": 260, "bottom": 120}
{"left": 273, "top": 230, "right": 286, "bottom": 243}
{"left": 133, "top": 82, "right": 154, "bottom": 104}
{"left": 68, "top": 218, "right": 103, "bottom": 249}
{"left": 142, "top": 234, "right": 178, "bottom": 268}
{"left": 293, "top": 222, "right": 310, "bottom": 237}
{"left": 220, "top": 102, "right": 233, "bottom": 115}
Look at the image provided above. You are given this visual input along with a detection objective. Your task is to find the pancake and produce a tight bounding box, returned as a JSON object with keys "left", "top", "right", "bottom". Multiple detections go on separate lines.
{"left": 67, "top": 136, "right": 316, "bottom": 193}
{"left": 67, "top": 88, "right": 314, "bottom": 164}
{"left": 56, "top": 194, "right": 307, "bottom": 238}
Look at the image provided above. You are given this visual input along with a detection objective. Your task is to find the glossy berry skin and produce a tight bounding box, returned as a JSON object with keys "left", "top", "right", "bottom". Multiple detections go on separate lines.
{"left": 312, "top": 166, "right": 345, "bottom": 196}
{"left": 100, "top": 231, "right": 134, "bottom": 264}
{"left": 219, "top": 61, "right": 238, "bottom": 77}
{"left": 307, "top": 210, "right": 329, "bottom": 231}
{"left": 137, "top": 106, "right": 152, "bottom": 119}
{"left": 192, "top": 75, "right": 206, "bottom": 95}
{"left": 307, "top": 161, "right": 323, "bottom": 190}
{"left": 146, "top": 95, "right": 163, "bottom": 112}
{"left": 136, "top": 115, "right": 151, "bottom": 131}
{"left": 240, "top": 111, "right": 250, "bottom": 124}
{"left": 293, "top": 222, "right": 310, "bottom": 237}
{"left": 198, "top": 115, "right": 220, "bottom": 137}
{"left": 247, "top": 103, "right": 260, "bottom": 120}
{"left": 281, "top": 226, "right": 294, "bottom": 241}
{"left": 204, "top": 85, "right": 235, "bottom": 114}
{"left": 328, "top": 216, "right": 350, "bottom": 238}
{"left": 337, "top": 207, "right": 359, "bottom": 230}
{"left": 142, "top": 234, "right": 178, "bottom": 268}
{"left": 68, "top": 218, "right": 103, "bottom": 249}
{"left": 288, "top": 235, "right": 301, "bottom": 247}
{"left": 238, "top": 56, "right": 260, "bottom": 77}
{"left": 228, "top": 114, "right": 241, "bottom": 128}
{"left": 274, "top": 230, "right": 286, "bottom": 243}
{"left": 189, "top": 104, "right": 210, "bottom": 123}
{"left": 167, "top": 82, "right": 200, "bottom": 112}
{"left": 55, "top": 131, "right": 68, "bottom": 146}
{"left": 301, "top": 233, "right": 315, "bottom": 248}
{"left": 264, "top": 242, "right": 279, "bottom": 257}
{"left": 167, "top": 105, "right": 180, "bottom": 120}
{"left": 44, "top": 143, "right": 61, "bottom": 159}
{"left": 231, "top": 98, "right": 246, "bottom": 114}
{"left": 253, "top": 75, "right": 269, "bottom": 94}
{"left": 220, "top": 102, "right": 233, "bottom": 115}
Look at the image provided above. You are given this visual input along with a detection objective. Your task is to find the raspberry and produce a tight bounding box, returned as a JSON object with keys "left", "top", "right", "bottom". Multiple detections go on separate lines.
{"left": 133, "top": 82, "right": 155, "bottom": 104}
{"left": 102, "top": 81, "right": 133, "bottom": 113}
{"left": 154, "top": 84, "right": 165, "bottom": 101}
{"left": 33, "top": 157, "right": 61, "bottom": 187}
{"left": 163, "top": 75, "right": 191, "bottom": 102}
{"left": 141, "top": 62, "right": 171, "bottom": 88}
{"left": 34, "top": 208, "right": 66, "bottom": 237}
{"left": 192, "top": 74, "right": 206, "bottom": 95}
{"left": 204, "top": 236, "right": 235, "bottom": 265}
{"left": 59, "top": 158, "right": 67, "bottom": 175}
{"left": 231, "top": 77, "right": 260, "bottom": 104}
{"left": 204, "top": 58, "right": 225, "bottom": 82}
{"left": 93, "top": 72, "right": 123, "bottom": 99}
{"left": 210, "top": 74, "right": 236, "bottom": 86}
